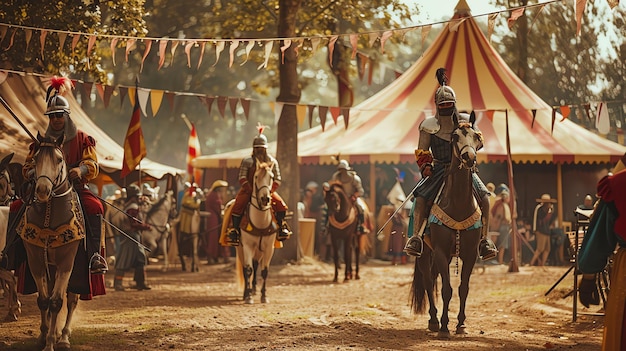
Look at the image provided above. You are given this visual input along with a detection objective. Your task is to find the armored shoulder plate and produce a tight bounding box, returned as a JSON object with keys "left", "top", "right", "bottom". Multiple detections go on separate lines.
{"left": 420, "top": 116, "right": 440, "bottom": 134}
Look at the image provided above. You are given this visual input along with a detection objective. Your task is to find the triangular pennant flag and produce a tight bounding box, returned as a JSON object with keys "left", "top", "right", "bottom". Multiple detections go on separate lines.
{"left": 596, "top": 102, "right": 610, "bottom": 134}
{"left": 82, "top": 82, "right": 93, "bottom": 103}
{"left": 329, "top": 106, "right": 341, "bottom": 125}
{"left": 137, "top": 88, "right": 150, "bottom": 117}
{"left": 296, "top": 104, "right": 307, "bottom": 127}
{"left": 217, "top": 96, "right": 228, "bottom": 118}
{"left": 257, "top": 41, "right": 273, "bottom": 70}
{"left": 110, "top": 37, "right": 119, "bottom": 66}
{"left": 240, "top": 98, "right": 250, "bottom": 120}
{"left": 205, "top": 96, "right": 215, "bottom": 117}
{"left": 280, "top": 39, "right": 291, "bottom": 64}
{"left": 170, "top": 40, "right": 180, "bottom": 65}
{"left": 273, "top": 102, "right": 284, "bottom": 126}
{"left": 507, "top": 7, "right": 525, "bottom": 29}
{"left": 551, "top": 107, "right": 557, "bottom": 135}
{"left": 24, "top": 29, "right": 32, "bottom": 52}
{"left": 606, "top": 0, "right": 619, "bottom": 9}
{"left": 379, "top": 30, "right": 392, "bottom": 54}
{"left": 197, "top": 41, "right": 206, "bottom": 69}
{"left": 187, "top": 123, "right": 202, "bottom": 183}
{"left": 229, "top": 40, "right": 240, "bottom": 68}
{"left": 58, "top": 32, "right": 68, "bottom": 52}
{"left": 531, "top": 109, "right": 537, "bottom": 128}
{"left": 368, "top": 32, "right": 378, "bottom": 48}
{"left": 71, "top": 33, "right": 81, "bottom": 54}
{"left": 448, "top": 18, "right": 465, "bottom": 32}
{"left": 165, "top": 92, "right": 176, "bottom": 112}
{"left": 150, "top": 89, "right": 164, "bottom": 117}
{"left": 118, "top": 86, "right": 128, "bottom": 107}
{"left": 310, "top": 37, "right": 322, "bottom": 55}
{"left": 356, "top": 53, "right": 366, "bottom": 80}
{"left": 349, "top": 34, "right": 358, "bottom": 59}
{"left": 213, "top": 41, "right": 225, "bottom": 66}
{"left": 127, "top": 87, "right": 136, "bottom": 107}
{"left": 318, "top": 106, "right": 328, "bottom": 131}
{"left": 394, "top": 70, "right": 402, "bottom": 78}
{"left": 5, "top": 28, "right": 16, "bottom": 51}
{"left": 95, "top": 83, "right": 105, "bottom": 103}
{"left": 328, "top": 35, "right": 338, "bottom": 67}
{"left": 0, "top": 25, "right": 7, "bottom": 44}
{"left": 559, "top": 105, "right": 571, "bottom": 121}
{"left": 184, "top": 41, "right": 195, "bottom": 68}
{"left": 293, "top": 39, "right": 303, "bottom": 57}
{"left": 487, "top": 14, "right": 498, "bottom": 43}
{"left": 307, "top": 105, "right": 316, "bottom": 128}
{"left": 103, "top": 85, "right": 114, "bottom": 108}
{"left": 241, "top": 40, "right": 255, "bottom": 66}
{"left": 228, "top": 97, "right": 239, "bottom": 119}
{"left": 341, "top": 108, "right": 350, "bottom": 129}
{"left": 121, "top": 88, "right": 147, "bottom": 178}
{"left": 421, "top": 25, "right": 431, "bottom": 48}
{"left": 39, "top": 30, "right": 47, "bottom": 60}
{"left": 87, "top": 34, "right": 97, "bottom": 68}
{"left": 140, "top": 39, "right": 152, "bottom": 73}
{"left": 575, "top": 0, "right": 587, "bottom": 36}
{"left": 125, "top": 38, "right": 136, "bottom": 62}
{"left": 158, "top": 39, "right": 168, "bottom": 70}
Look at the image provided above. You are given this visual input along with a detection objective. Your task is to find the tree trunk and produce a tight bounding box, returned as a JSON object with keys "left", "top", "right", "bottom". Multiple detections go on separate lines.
{"left": 273, "top": 0, "right": 302, "bottom": 263}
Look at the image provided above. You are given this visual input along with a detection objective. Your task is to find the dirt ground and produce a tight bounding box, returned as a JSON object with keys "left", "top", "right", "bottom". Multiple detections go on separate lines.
{"left": 0, "top": 256, "right": 605, "bottom": 351}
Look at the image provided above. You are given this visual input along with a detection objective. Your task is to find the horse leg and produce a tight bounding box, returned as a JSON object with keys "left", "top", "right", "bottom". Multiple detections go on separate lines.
{"left": 0, "top": 269, "right": 20, "bottom": 322}
{"left": 354, "top": 234, "right": 360, "bottom": 280}
{"left": 47, "top": 242, "right": 79, "bottom": 351}
{"left": 56, "top": 292, "right": 79, "bottom": 349}
{"left": 191, "top": 233, "right": 199, "bottom": 272}
{"left": 331, "top": 235, "right": 340, "bottom": 283}
{"left": 252, "top": 259, "right": 259, "bottom": 295}
{"left": 160, "top": 232, "right": 169, "bottom": 272}
{"left": 422, "top": 252, "right": 440, "bottom": 332}
{"left": 178, "top": 233, "right": 187, "bottom": 272}
{"left": 456, "top": 232, "right": 480, "bottom": 335}
{"left": 24, "top": 245, "right": 51, "bottom": 348}
{"left": 343, "top": 237, "right": 352, "bottom": 282}
{"left": 259, "top": 266, "right": 269, "bottom": 303}
{"left": 242, "top": 264, "right": 254, "bottom": 304}
{"left": 433, "top": 249, "right": 452, "bottom": 338}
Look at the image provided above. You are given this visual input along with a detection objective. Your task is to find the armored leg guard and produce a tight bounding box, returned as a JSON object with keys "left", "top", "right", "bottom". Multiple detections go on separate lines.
{"left": 114, "top": 274, "right": 125, "bottom": 291}
{"left": 226, "top": 215, "right": 242, "bottom": 246}
{"left": 356, "top": 206, "right": 365, "bottom": 234}
{"left": 404, "top": 197, "right": 426, "bottom": 258}
{"left": 478, "top": 194, "right": 498, "bottom": 261}
{"left": 85, "top": 214, "right": 108, "bottom": 274}
{"left": 275, "top": 211, "right": 292, "bottom": 241}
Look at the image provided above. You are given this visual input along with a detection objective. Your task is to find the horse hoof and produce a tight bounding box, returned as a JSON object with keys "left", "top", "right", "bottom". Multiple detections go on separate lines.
{"left": 332, "top": 278, "right": 338, "bottom": 283}
{"left": 428, "top": 321, "right": 440, "bottom": 332}
{"left": 456, "top": 325, "right": 467, "bottom": 335}
{"left": 261, "top": 296, "right": 269, "bottom": 303}
{"left": 56, "top": 340, "right": 71, "bottom": 350}
{"left": 437, "top": 330, "right": 451, "bottom": 339}
{"left": 245, "top": 297, "right": 254, "bottom": 304}
{"left": 3, "top": 313, "right": 18, "bottom": 322}
{"left": 343, "top": 278, "right": 350, "bottom": 283}
{"left": 355, "top": 274, "right": 360, "bottom": 280}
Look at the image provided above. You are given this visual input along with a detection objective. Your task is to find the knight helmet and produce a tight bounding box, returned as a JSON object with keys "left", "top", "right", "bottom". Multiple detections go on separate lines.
{"left": 337, "top": 159, "right": 350, "bottom": 171}
{"left": 125, "top": 184, "right": 141, "bottom": 201}
{"left": 44, "top": 76, "right": 73, "bottom": 116}
{"left": 253, "top": 123, "right": 269, "bottom": 148}
{"left": 435, "top": 85, "right": 456, "bottom": 106}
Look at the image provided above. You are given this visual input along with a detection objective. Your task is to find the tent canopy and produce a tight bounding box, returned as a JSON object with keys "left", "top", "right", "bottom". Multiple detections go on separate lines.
{"left": 0, "top": 74, "right": 184, "bottom": 185}
{"left": 193, "top": 0, "right": 625, "bottom": 169}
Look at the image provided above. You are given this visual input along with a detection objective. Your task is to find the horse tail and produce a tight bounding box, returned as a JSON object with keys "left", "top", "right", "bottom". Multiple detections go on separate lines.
{"left": 409, "top": 257, "right": 427, "bottom": 314}
{"left": 235, "top": 246, "right": 245, "bottom": 291}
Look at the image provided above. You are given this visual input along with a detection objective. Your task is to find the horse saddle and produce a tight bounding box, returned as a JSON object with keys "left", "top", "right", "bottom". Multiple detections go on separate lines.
{"left": 240, "top": 209, "right": 278, "bottom": 237}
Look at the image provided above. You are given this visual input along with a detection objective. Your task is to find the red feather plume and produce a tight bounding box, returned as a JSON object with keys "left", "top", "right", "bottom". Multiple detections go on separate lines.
{"left": 256, "top": 122, "right": 268, "bottom": 135}
{"left": 49, "top": 76, "right": 74, "bottom": 96}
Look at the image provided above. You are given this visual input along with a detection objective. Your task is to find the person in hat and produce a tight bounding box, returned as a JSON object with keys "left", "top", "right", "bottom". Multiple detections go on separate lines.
{"left": 490, "top": 190, "right": 512, "bottom": 264}
{"left": 226, "top": 124, "right": 291, "bottom": 246}
{"left": 403, "top": 68, "right": 497, "bottom": 260}
{"left": 329, "top": 160, "right": 366, "bottom": 233}
{"left": 113, "top": 184, "right": 151, "bottom": 291}
{"left": 578, "top": 160, "right": 626, "bottom": 351}
{"left": 530, "top": 193, "right": 556, "bottom": 266}
{"left": 8, "top": 76, "right": 106, "bottom": 300}
{"left": 204, "top": 180, "right": 229, "bottom": 264}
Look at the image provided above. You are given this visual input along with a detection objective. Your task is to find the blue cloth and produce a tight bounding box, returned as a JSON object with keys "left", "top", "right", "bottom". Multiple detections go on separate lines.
{"left": 578, "top": 200, "right": 625, "bottom": 273}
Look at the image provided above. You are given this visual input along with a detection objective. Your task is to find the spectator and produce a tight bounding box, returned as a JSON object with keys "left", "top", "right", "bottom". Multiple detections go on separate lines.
{"left": 530, "top": 194, "right": 556, "bottom": 267}
{"left": 490, "top": 189, "right": 512, "bottom": 264}
{"left": 204, "top": 180, "right": 229, "bottom": 264}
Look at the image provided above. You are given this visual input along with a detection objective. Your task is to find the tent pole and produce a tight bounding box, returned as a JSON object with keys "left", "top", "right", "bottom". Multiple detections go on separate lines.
{"left": 369, "top": 162, "right": 376, "bottom": 217}
{"left": 557, "top": 163, "right": 563, "bottom": 227}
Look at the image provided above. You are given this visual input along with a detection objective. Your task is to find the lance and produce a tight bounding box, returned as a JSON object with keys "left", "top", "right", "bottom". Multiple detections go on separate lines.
{"left": 376, "top": 176, "right": 428, "bottom": 238}
{"left": 0, "top": 95, "right": 37, "bottom": 142}
{"left": 102, "top": 217, "right": 151, "bottom": 252}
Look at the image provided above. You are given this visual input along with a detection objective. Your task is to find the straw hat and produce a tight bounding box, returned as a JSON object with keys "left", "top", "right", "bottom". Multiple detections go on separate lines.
{"left": 536, "top": 193, "right": 557, "bottom": 203}
{"left": 209, "top": 180, "right": 228, "bottom": 192}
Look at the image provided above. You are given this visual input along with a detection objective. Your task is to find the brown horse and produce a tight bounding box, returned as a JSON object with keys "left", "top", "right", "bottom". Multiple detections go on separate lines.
{"left": 410, "top": 112, "right": 484, "bottom": 337}
{"left": 17, "top": 134, "right": 85, "bottom": 350}
{"left": 0, "top": 152, "right": 21, "bottom": 322}
{"left": 324, "top": 182, "right": 361, "bottom": 283}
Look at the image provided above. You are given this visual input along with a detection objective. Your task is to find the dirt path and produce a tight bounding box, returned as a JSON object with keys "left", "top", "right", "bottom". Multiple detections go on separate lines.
{"left": 0, "top": 258, "right": 604, "bottom": 350}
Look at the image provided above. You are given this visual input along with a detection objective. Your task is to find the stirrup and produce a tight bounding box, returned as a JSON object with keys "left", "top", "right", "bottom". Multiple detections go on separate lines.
{"left": 89, "top": 252, "right": 109, "bottom": 275}
{"left": 226, "top": 228, "right": 241, "bottom": 246}
{"left": 404, "top": 236, "right": 423, "bottom": 258}
{"left": 479, "top": 238, "right": 498, "bottom": 261}
{"left": 277, "top": 225, "right": 292, "bottom": 241}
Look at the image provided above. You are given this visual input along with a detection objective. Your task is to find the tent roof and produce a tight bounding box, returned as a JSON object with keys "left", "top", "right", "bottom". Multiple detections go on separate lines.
{"left": 0, "top": 74, "right": 184, "bottom": 185}
{"left": 193, "top": 2, "right": 626, "bottom": 169}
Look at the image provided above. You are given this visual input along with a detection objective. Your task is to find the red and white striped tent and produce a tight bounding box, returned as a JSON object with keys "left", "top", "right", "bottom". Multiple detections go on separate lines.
{"left": 193, "top": 0, "right": 625, "bottom": 170}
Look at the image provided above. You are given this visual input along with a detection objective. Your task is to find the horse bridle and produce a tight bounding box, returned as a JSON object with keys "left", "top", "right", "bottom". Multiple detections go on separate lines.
{"left": 0, "top": 170, "right": 12, "bottom": 205}
{"left": 251, "top": 166, "right": 273, "bottom": 211}
{"left": 451, "top": 126, "right": 481, "bottom": 172}
{"left": 33, "top": 142, "right": 71, "bottom": 198}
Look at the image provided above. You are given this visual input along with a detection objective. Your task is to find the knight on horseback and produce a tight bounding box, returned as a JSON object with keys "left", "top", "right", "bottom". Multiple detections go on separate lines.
{"left": 226, "top": 125, "right": 292, "bottom": 246}
{"left": 329, "top": 160, "right": 365, "bottom": 234}
{"left": 403, "top": 68, "right": 497, "bottom": 260}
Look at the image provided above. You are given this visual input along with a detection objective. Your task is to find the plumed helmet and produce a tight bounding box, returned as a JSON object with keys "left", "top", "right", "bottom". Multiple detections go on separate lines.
{"left": 435, "top": 85, "right": 456, "bottom": 106}
{"left": 125, "top": 184, "right": 141, "bottom": 200}
{"left": 45, "top": 94, "right": 70, "bottom": 115}
{"left": 337, "top": 160, "right": 350, "bottom": 170}
{"left": 252, "top": 134, "right": 268, "bottom": 148}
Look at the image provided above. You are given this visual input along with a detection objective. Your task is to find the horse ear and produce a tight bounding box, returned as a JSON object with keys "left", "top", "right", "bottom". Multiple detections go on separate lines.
{"left": 470, "top": 111, "right": 476, "bottom": 125}
{"left": 56, "top": 133, "right": 65, "bottom": 146}
{"left": 0, "top": 152, "right": 14, "bottom": 168}
{"left": 452, "top": 112, "right": 459, "bottom": 126}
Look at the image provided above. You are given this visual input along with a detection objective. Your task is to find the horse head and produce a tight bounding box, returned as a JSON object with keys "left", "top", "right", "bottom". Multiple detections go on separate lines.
{"left": 324, "top": 183, "right": 341, "bottom": 214}
{"left": 253, "top": 160, "right": 274, "bottom": 210}
{"left": 32, "top": 133, "right": 67, "bottom": 203}
{"left": 0, "top": 152, "right": 15, "bottom": 205}
{"left": 451, "top": 111, "right": 483, "bottom": 171}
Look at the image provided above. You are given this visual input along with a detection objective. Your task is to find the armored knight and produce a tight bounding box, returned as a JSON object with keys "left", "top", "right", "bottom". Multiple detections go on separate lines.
{"left": 226, "top": 125, "right": 292, "bottom": 246}
{"left": 329, "top": 160, "right": 365, "bottom": 233}
{"left": 404, "top": 68, "right": 497, "bottom": 260}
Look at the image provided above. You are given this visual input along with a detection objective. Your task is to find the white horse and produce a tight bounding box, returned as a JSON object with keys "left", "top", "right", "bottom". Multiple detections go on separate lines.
{"left": 236, "top": 160, "right": 277, "bottom": 304}
{"left": 142, "top": 190, "right": 175, "bottom": 271}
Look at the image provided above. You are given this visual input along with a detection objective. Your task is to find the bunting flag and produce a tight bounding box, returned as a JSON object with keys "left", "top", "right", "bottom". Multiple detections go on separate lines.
{"left": 507, "top": 7, "right": 525, "bottom": 29}
{"left": 121, "top": 88, "right": 147, "bottom": 178}
{"left": 186, "top": 123, "right": 202, "bottom": 182}
{"left": 596, "top": 102, "right": 610, "bottom": 134}
{"left": 575, "top": 0, "right": 587, "bottom": 36}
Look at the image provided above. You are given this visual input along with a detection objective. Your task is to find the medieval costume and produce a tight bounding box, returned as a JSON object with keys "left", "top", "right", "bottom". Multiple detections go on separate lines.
{"left": 9, "top": 76, "right": 106, "bottom": 299}
{"left": 227, "top": 125, "right": 291, "bottom": 246}
{"left": 404, "top": 68, "right": 496, "bottom": 259}
{"left": 329, "top": 160, "right": 366, "bottom": 233}
{"left": 578, "top": 166, "right": 626, "bottom": 351}
{"left": 205, "top": 180, "right": 229, "bottom": 263}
